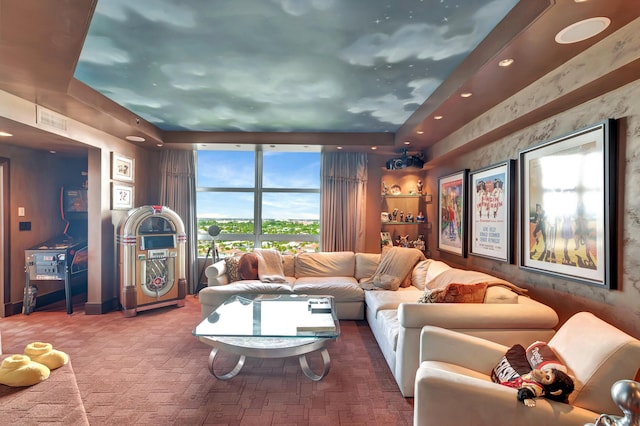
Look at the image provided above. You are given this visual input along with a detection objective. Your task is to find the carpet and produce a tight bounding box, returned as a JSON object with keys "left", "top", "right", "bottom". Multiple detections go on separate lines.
{"left": 0, "top": 295, "right": 413, "bottom": 425}
{"left": 0, "top": 357, "right": 89, "bottom": 425}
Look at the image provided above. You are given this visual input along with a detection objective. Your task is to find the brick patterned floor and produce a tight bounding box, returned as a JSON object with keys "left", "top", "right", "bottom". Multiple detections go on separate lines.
{"left": 1, "top": 296, "right": 413, "bottom": 425}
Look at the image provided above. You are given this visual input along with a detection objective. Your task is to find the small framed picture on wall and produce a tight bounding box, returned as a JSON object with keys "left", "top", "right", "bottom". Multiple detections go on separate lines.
{"left": 111, "top": 183, "right": 134, "bottom": 210}
{"left": 111, "top": 152, "right": 134, "bottom": 183}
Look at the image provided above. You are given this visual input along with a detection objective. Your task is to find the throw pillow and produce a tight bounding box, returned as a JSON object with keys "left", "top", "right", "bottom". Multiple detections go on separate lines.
{"left": 224, "top": 256, "right": 241, "bottom": 282}
{"left": 418, "top": 282, "right": 488, "bottom": 303}
{"left": 411, "top": 259, "right": 432, "bottom": 290}
{"left": 238, "top": 253, "right": 259, "bottom": 280}
{"left": 526, "top": 341, "right": 567, "bottom": 373}
{"left": 491, "top": 344, "right": 531, "bottom": 384}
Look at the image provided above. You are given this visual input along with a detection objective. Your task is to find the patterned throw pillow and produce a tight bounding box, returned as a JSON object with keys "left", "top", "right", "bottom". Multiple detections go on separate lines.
{"left": 224, "top": 256, "right": 241, "bottom": 282}
{"left": 418, "top": 282, "right": 488, "bottom": 303}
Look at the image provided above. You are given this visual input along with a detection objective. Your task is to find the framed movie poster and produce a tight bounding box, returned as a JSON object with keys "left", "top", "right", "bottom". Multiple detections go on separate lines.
{"left": 469, "top": 160, "right": 515, "bottom": 262}
{"left": 519, "top": 119, "right": 617, "bottom": 289}
{"left": 437, "top": 169, "right": 469, "bottom": 257}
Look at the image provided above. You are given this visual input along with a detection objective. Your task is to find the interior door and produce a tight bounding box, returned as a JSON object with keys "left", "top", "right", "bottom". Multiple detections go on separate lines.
{"left": 1, "top": 157, "right": 9, "bottom": 317}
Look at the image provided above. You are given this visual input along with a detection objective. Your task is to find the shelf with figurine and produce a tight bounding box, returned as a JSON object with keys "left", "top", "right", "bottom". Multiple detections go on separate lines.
{"left": 381, "top": 232, "right": 428, "bottom": 254}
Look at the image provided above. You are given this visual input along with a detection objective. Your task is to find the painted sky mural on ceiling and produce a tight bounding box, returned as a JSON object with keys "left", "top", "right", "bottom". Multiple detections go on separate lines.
{"left": 74, "top": 0, "right": 518, "bottom": 133}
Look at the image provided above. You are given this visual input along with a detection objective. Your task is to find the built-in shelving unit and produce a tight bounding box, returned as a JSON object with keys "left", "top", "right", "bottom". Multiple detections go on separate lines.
{"left": 380, "top": 167, "right": 432, "bottom": 253}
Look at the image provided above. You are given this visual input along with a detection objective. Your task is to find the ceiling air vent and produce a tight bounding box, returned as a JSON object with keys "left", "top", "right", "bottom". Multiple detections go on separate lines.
{"left": 36, "top": 105, "right": 68, "bottom": 134}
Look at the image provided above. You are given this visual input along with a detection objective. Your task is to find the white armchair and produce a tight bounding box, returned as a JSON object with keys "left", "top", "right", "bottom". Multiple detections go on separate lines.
{"left": 413, "top": 312, "right": 640, "bottom": 426}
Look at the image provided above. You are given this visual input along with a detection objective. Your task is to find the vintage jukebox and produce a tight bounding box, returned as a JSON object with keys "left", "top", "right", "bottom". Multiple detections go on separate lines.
{"left": 117, "top": 205, "right": 187, "bottom": 317}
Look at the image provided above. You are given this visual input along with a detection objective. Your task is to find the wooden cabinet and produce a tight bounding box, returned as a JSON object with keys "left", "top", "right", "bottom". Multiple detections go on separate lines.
{"left": 380, "top": 169, "right": 431, "bottom": 254}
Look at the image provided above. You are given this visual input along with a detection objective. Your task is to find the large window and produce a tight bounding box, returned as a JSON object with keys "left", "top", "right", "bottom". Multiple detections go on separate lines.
{"left": 196, "top": 147, "right": 320, "bottom": 257}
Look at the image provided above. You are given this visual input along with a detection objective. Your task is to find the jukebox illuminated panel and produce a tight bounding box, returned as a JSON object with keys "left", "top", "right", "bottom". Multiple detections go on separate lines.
{"left": 117, "top": 205, "right": 186, "bottom": 317}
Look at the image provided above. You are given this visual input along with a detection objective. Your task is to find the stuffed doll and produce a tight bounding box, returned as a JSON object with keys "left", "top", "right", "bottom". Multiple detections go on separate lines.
{"left": 502, "top": 367, "right": 574, "bottom": 407}
{"left": 492, "top": 342, "right": 575, "bottom": 407}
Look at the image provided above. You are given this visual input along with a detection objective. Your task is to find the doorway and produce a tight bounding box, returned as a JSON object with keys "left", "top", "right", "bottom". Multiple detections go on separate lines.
{"left": 1, "top": 157, "right": 9, "bottom": 317}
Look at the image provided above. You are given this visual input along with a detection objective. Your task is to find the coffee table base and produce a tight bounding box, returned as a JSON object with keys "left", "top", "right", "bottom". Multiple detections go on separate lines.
{"left": 201, "top": 336, "right": 333, "bottom": 381}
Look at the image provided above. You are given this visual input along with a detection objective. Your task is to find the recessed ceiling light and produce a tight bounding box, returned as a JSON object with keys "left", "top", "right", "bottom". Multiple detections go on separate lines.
{"left": 498, "top": 58, "right": 514, "bottom": 67}
{"left": 156, "top": 143, "right": 164, "bottom": 147}
{"left": 0, "top": 131, "right": 13, "bottom": 137}
{"left": 371, "top": 146, "right": 377, "bottom": 150}
{"left": 125, "top": 135, "right": 146, "bottom": 142}
{"left": 403, "top": 141, "right": 411, "bottom": 145}
{"left": 337, "top": 146, "right": 343, "bottom": 150}
{"left": 555, "top": 17, "right": 610, "bottom": 44}
{"left": 460, "top": 92, "right": 472, "bottom": 98}
{"left": 416, "top": 130, "right": 424, "bottom": 135}
{"left": 434, "top": 115, "right": 443, "bottom": 120}
{"left": 49, "top": 150, "right": 57, "bottom": 154}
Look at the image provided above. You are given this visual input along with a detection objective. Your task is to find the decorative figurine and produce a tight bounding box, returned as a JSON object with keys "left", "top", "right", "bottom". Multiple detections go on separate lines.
{"left": 382, "top": 181, "right": 389, "bottom": 195}
{"left": 392, "top": 208, "right": 399, "bottom": 221}
{"left": 399, "top": 210, "right": 404, "bottom": 222}
{"left": 406, "top": 212, "right": 413, "bottom": 222}
{"left": 417, "top": 179, "right": 423, "bottom": 194}
{"left": 413, "top": 235, "right": 425, "bottom": 251}
{"left": 416, "top": 211, "right": 426, "bottom": 223}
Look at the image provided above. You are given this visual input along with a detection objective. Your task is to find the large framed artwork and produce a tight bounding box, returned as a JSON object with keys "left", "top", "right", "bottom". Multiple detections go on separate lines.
{"left": 519, "top": 119, "right": 617, "bottom": 289}
{"left": 469, "top": 160, "right": 515, "bottom": 262}
{"left": 437, "top": 169, "right": 469, "bottom": 257}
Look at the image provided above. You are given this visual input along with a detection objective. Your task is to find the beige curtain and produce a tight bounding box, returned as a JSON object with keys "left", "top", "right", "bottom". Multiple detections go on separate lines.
{"left": 159, "top": 150, "right": 198, "bottom": 294}
{"left": 320, "top": 152, "right": 367, "bottom": 252}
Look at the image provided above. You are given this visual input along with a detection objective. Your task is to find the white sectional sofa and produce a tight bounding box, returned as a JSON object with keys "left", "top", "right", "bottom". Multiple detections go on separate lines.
{"left": 200, "top": 250, "right": 559, "bottom": 397}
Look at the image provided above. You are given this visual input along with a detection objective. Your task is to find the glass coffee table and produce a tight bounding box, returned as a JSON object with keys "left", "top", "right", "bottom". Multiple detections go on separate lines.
{"left": 193, "top": 294, "right": 340, "bottom": 381}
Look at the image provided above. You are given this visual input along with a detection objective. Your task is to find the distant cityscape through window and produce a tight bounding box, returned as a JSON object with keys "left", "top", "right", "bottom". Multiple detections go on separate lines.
{"left": 196, "top": 148, "right": 320, "bottom": 257}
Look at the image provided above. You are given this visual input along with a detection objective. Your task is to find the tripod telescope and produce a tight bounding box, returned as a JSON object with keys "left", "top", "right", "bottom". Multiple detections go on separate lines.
{"left": 196, "top": 225, "right": 220, "bottom": 293}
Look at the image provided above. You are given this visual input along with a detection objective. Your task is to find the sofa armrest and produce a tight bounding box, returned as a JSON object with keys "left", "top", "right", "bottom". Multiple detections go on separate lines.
{"left": 419, "top": 326, "right": 508, "bottom": 372}
{"left": 414, "top": 366, "right": 599, "bottom": 426}
{"left": 205, "top": 260, "right": 229, "bottom": 286}
{"left": 399, "top": 296, "right": 558, "bottom": 330}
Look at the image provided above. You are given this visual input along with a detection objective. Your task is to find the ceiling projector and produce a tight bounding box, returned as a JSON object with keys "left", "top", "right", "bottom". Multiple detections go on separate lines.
{"left": 386, "top": 149, "right": 425, "bottom": 170}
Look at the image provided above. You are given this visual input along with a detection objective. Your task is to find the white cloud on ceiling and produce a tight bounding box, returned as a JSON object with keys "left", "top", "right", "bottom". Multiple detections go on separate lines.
{"left": 79, "top": 36, "right": 130, "bottom": 65}
{"left": 95, "top": 0, "right": 196, "bottom": 28}
{"left": 340, "top": 0, "right": 514, "bottom": 66}
{"left": 272, "top": 0, "right": 336, "bottom": 16}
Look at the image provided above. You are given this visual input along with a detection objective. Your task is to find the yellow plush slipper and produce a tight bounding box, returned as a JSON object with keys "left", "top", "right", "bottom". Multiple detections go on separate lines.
{"left": 24, "top": 342, "right": 69, "bottom": 370}
{"left": 0, "top": 354, "right": 50, "bottom": 387}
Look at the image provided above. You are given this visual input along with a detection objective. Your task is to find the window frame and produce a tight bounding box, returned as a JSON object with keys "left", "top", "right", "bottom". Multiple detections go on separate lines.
{"left": 196, "top": 147, "right": 320, "bottom": 256}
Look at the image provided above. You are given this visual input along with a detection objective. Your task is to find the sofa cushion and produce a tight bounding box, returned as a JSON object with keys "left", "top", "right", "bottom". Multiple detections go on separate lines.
{"left": 424, "top": 260, "right": 452, "bottom": 287}
{"left": 484, "top": 285, "right": 519, "bottom": 304}
{"left": 282, "top": 254, "right": 295, "bottom": 277}
{"left": 411, "top": 260, "right": 431, "bottom": 290}
{"left": 360, "top": 247, "right": 425, "bottom": 291}
{"left": 295, "top": 251, "right": 355, "bottom": 278}
{"left": 199, "top": 281, "right": 294, "bottom": 308}
{"left": 376, "top": 310, "right": 400, "bottom": 352}
{"left": 292, "top": 276, "right": 364, "bottom": 302}
{"left": 355, "top": 253, "right": 381, "bottom": 280}
{"left": 364, "top": 286, "right": 422, "bottom": 317}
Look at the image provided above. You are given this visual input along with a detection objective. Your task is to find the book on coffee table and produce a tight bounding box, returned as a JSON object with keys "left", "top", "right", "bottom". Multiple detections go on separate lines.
{"left": 296, "top": 312, "right": 336, "bottom": 332}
